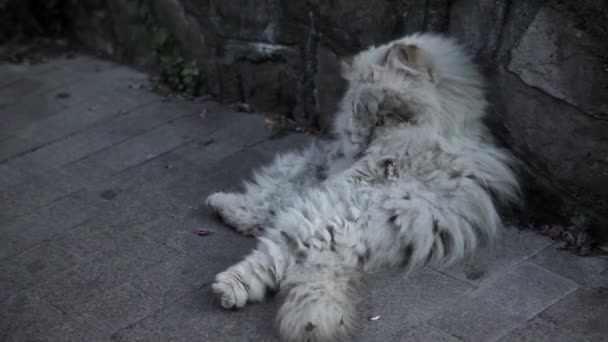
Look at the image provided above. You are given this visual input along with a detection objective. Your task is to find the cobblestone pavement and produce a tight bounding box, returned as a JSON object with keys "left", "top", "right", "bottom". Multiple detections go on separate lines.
{"left": 1, "top": 56, "right": 606, "bottom": 342}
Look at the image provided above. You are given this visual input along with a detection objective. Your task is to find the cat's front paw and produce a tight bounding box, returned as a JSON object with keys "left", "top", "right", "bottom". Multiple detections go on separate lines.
{"left": 212, "top": 272, "right": 249, "bottom": 309}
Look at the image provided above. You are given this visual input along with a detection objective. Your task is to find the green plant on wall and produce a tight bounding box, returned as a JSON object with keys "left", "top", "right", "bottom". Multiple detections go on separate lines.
{"left": 132, "top": 4, "right": 204, "bottom": 97}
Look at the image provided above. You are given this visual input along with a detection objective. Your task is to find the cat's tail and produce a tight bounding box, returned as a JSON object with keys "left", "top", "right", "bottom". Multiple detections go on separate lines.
{"left": 276, "top": 260, "right": 364, "bottom": 342}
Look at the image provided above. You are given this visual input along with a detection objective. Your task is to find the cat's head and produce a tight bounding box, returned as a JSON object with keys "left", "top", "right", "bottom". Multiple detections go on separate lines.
{"left": 340, "top": 33, "right": 487, "bottom": 131}
{"left": 341, "top": 41, "right": 435, "bottom": 86}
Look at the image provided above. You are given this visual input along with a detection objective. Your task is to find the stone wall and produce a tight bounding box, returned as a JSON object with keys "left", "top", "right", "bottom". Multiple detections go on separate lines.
{"left": 68, "top": 0, "right": 608, "bottom": 236}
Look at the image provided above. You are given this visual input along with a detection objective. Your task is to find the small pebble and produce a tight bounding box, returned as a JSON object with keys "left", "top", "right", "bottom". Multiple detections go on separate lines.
{"left": 368, "top": 315, "right": 380, "bottom": 321}
{"left": 197, "top": 228, "right": 210, "bottom": 236}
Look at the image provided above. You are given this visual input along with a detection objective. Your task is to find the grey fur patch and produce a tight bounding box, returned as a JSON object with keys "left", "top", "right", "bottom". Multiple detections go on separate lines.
{"left": 357, "top": 242, "right": 371, "bottom": 266}
{"left": 439, "top": 230, "right": 453, "bottom": 255}
{"left": 295, "top": 250, "right": 308, "bottom": 264}
{"left": 326, "top": 225, "right": 337, "bottom": 252}
{"left": 401, "top": 244, "right": 414, "bottom": 267}
{"left": 233, "top": 273, "right": 251, "bottom": 294}
{"left": 280, "top": 231, "right": 297, "bottom": 248}
{"left": 450, "top": 169, "right": 463, "bottom": 178}
{"left": 404, "top": 244, "right": 414, "bottom": 258}
{"left": 315, "top": 164, "right": 328, "bottom": 180}
{"left": 294, "top": 293, "right": 307, "bottom": 306}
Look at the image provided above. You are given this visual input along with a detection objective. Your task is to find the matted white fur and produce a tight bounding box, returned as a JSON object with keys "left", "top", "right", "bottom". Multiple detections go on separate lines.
{"left": 206, "top": 33, "right": 520, "bottom": 342}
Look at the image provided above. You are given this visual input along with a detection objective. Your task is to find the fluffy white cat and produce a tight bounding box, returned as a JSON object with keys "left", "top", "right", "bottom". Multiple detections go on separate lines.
{"left": 206, "top": 33, "right": 520, "bottom": 342}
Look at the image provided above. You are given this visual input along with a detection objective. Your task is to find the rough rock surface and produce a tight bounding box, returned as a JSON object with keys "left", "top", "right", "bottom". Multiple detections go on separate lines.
{"left": 60, "top": 0, "right": 608, "bottom": 235}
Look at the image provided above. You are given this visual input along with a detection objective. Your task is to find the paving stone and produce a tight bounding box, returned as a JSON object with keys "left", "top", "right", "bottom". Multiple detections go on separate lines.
{"left": 0, "top": 290, "right": 106, "bottom": 342}
{"left": 0, "top": 292, "right": 71, "bottom": 342}
{"left": 497, "top": 316, "right": 597, "bottom": 342}
{"left": 0, "top": 241, "right": 79, "bottom": 300}
{"left": 106, "top": 101, "right": 202, "bottom": 139}
{"left": 428, "top": 263, "right": 579, "bottom": 342}
{"left": 0, "top": 164, "right": 26, "bottom": 188}
{"left": 0, "top": 65, "right": 75, "bottom": 107}
{"left": 83, "top": 153, "right": 202, "bottom": 225}
{"left": 59, "top": 157, "right": 115, "bottom": 187}
{"left": 0, "top": 136, "right": 37, "bottom": 161}
{"left": 35, "top": 233, "right": 180, "bottom": 314}
{"left": 0, "top": 169, "right": 73, "bottom": 218}
{"left": 0, "top": 55, "right": 116, "bottom": 90}
{"left": 111, "top": 287, "right": 280, "bottom": 342}
{"left": 173, "top": 113, "right": 270, "bottom": 169}
{"left": 76, "top": 282, "right": 158, "bottom": 332}
{"left": 51, "top": 213, "right": 179, "bottom": 266}
{"left": 8, "top": 100, "right": 203, "bottom": 168}
{"left": 0, "top": 96, "right": 74, "bottom": 140}
{"left": 130, "top": 252, "right": 211, "bottom": 306}
{"left": 0, "top": 191, "right": 95, "bottom": 260}
{"left": 439, "top": 227, "right": 552, "bottom": 286}
{"left": 38, "top": 64, "right": 148, "bottom": 105}
{"left": 0, "top": 159, "right": 106, "bottom": 219}
{"left": 51, "top": 222, "right": 124, "bottom": 263}
{"left": 359, "top": 269, "right": 473, "bottom": 342}
{"left": 0, "top": 62, "right": 111, "bottom": 137}
{"left": 530, "top": 246, "right": 608, "bottom": 285}
{"left": 537, "top": 271, "right": 608, "bottom": 341}
{"left": 390, "top": 323, "right": 463, "bottom": 342}
{"left": 0, "top": 262, "right": 18, "bottom": 304}
{"left": 0, "top": 292, "right": 110, "bottom": 342}
{"left": 42, "top": 317, "right": 109, "bottom": 342}
{"left": 134, "top": 214, "right": 256, "bottom": 281}
{"left": 90, "top": 151, "right": 199, "bottom": 192}
{"left": 51, "top": 55, "right": 121, "bottom": 76}
{"left": 12, "top": 70, "right": 157, "bottom": 148}
{"left": 14, "top": 92, "right": 157, "bottom": 149}
{"left": 89, "top": 114, "right": 218, "bottom": 172}
{"left": 0, "top": 62, "right": 36, "bottom": 88}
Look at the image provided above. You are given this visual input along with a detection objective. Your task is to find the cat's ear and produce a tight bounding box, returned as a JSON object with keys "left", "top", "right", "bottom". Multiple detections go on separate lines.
{"left": 381, "top": 43, "right": 418, "bottom": 69}
{"left": 381, "top": 43, "right": 434, "bottom": 82}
